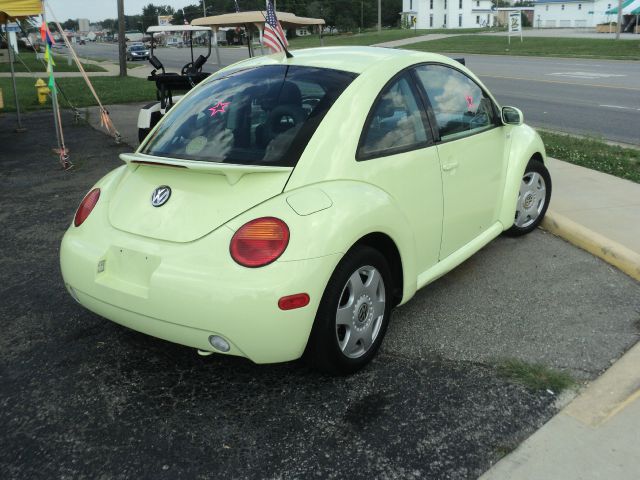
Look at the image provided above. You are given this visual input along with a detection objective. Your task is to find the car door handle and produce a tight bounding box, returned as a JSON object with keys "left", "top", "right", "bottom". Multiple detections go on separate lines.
{"left": 442, "top": 161, "right": 459, "bottom": 172}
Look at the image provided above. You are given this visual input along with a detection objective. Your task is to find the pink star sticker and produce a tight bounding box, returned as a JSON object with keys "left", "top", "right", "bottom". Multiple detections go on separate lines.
{"left": 208, "top": 101, "right": 230, "bottom": 117}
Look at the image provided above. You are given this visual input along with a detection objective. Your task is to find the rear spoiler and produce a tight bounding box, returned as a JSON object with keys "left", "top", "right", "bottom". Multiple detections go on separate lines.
{"left": 120, "top": 152, "right": 292, "bottom": 185}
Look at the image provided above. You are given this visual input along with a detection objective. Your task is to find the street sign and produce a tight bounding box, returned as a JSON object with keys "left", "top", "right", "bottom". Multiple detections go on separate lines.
{"left": 508, "top": 11, "right": 523, "bottom": 44}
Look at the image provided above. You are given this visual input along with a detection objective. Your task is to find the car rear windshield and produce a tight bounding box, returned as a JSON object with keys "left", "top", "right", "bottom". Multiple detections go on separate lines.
{"left": 131, "top": 45, "right": 146, "bottom": 51}
{"left": 141, "top": 65, "right": 356, "bottom": 167}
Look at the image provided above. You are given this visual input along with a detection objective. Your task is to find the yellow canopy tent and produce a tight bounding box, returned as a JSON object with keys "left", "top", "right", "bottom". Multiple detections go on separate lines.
{"left": 0, "top": 0, "right": 43, "bottom": 130}
{"left": 0, "top": 0, "right": 42, "bottom": 22}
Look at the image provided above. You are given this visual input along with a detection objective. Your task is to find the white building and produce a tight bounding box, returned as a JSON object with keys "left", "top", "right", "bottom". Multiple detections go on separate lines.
{"left": 533, "top": 0, "right": 615, "bottom": 28}
{"left": 401, "top": 0, "right": 497, "bottom": 29}
{"left": 78, "top": 18, "right": 90, "bottom": 33}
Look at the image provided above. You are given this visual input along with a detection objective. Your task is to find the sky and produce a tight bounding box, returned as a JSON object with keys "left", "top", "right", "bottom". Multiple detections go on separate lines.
{"left": 46, "top": 0, "right": 198, "bottom": 23}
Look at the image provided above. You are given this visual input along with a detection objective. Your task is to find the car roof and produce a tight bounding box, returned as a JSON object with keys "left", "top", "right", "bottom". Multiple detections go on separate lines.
{"left": 220, "top": 46, "right": 456, "bottom": 75}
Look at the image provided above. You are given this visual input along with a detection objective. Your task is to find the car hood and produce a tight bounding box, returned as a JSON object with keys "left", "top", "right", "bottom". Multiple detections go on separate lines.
{"left": 108, "top": 154, "right": 292, "bottom": 243}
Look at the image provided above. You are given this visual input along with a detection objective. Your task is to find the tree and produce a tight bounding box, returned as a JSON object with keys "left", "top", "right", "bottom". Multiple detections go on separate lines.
{"left": 61, "top": 19, "right": 79, "bottom": 31}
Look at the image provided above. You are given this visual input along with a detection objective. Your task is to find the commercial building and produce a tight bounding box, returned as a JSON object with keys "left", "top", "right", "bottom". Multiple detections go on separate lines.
{"left": 532, "top": 0, "right": 615, "bottom": 28}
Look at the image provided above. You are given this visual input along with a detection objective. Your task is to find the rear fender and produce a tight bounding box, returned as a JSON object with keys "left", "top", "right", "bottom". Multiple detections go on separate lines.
{"left": 225, "top": 181, "right": 419, "bottom": 304}
{"left": 498, "top": 125, "right": 547, "bottom": 229}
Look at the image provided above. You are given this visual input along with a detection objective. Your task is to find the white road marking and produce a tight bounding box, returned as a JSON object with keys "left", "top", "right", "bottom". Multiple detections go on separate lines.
{"left": 547, "top": 72, "right": 626, "bottom": 79}
{"left": 599, "top": 104, "right": 640, "bottom": 111}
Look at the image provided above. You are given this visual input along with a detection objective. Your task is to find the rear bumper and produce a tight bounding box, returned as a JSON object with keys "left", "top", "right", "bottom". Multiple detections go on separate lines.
{"left": 60, "top": 222, "right": 341, "bottom": 364}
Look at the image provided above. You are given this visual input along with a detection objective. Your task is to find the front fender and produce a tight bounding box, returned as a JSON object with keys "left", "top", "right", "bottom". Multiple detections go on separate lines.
{"left": 225, "top": 181, "right": 419, "bottom": 303}
{"left": 498, "top": 124, "right": 547, "bottom": 229}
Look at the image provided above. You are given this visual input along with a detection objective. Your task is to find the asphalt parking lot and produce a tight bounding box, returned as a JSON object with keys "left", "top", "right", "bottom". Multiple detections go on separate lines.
{"left": 1, "top": 112, "right": 639, "bottom": 479}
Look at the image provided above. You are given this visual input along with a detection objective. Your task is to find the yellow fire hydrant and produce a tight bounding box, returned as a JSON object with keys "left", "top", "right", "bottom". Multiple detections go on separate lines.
{"left": 35, "top": 78, "right": 50, "bottom": 105}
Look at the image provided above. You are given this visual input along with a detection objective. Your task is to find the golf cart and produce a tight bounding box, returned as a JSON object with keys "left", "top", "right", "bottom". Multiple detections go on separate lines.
{"left": 137, "top": 25, "right": 213, "bottom": 142}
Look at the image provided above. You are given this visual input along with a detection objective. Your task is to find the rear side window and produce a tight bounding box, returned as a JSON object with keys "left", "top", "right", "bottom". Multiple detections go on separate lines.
{"left": 357, "top": 73, "right": 431, "bottom": 160}
{"left": 414, "top": 64, "right": 498, "bottom": 141}
{"left": 142, "top": 65, "right": 356, "bottom": 166}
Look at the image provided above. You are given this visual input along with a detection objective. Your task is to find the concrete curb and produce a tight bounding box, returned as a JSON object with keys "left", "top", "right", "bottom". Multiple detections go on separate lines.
{"left": 542, "top": 210, "right": 640, "bottom": 282}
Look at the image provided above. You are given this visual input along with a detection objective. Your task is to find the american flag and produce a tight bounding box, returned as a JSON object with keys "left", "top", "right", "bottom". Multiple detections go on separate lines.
{"left": 263, "top": 0, "right": 288, "bottom": 53}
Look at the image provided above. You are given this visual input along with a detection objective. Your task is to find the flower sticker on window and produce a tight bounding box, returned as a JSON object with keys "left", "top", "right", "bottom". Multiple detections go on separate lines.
{"left": 465, "top": 95, "right": 474, "bottom": 110}
{"left": 207, "top": 101, "right": 230, "bottom": 117}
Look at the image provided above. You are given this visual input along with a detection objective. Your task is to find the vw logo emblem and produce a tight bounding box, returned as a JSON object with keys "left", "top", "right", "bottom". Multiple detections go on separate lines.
{"left": 151, "top": 186, "right": 171, "bottom": 207}
{"left": 357, "top": 304, "right": 368, "bottom": 323}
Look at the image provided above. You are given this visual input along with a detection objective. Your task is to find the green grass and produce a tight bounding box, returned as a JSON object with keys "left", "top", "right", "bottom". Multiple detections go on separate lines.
{"left": 539, "top": 131, "right": 640, "bottom": 183}
{"left": 0, "top": 76, "right": 156, "bottom": 111}
{"left": 0, "top": 52, "right": 107, "bottom": 73}
{"left": 497, "top": 359, "right": 575, "bottom": 393}
{"left": 405, "top": 35, "right": 640, "bottom": 60}
{"left": 288, "top": 27, "right": 504, "bottom": 49}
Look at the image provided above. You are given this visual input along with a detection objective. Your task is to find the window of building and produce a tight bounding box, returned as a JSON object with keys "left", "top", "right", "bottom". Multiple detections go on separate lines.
{"left": 459, "top": 0, "right": 463, "bottom": 9}
{"left": 414, "top": 65, "right": 498, "bottom": 141}
{"left": 476, "top": 15, "right": 480, "bottom": 24}
{"left": 357, "top": 74, "right": 431, "bottom": 160}
{"left": 444, "top": 0, "right": 448, "bottom": 9}
{"left": 410, "top": 0, "right": 413, "bottom": 9}
{"left": 430, "top": 14, "right": 434, "bottom": 26}
{"left": 578, "top": 3, "right": 582, "bottom": 9}
{"left": 430, "top": 0, "right": 434, "bottom": 9}
{"left": 476, "top": 0, "right": 479, "bottom": 6}
{"left": 561, "top": 4, "right": 565, "bottom": 10}
{"left": 545, "top": 5, "right": 549, "bottom": 10}
{"left": 444, "top": 14, "right": 447, "bottom": 25}
{"left": 459, "top": 14, "right": 463, "bottom": 26}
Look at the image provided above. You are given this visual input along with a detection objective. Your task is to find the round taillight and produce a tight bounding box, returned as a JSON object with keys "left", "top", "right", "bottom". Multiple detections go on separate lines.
{"left": 230, "top": 217, "right": 290, "bottom": 268}
{"left": 74, "top": 188, "right": 100, "bottom": 227}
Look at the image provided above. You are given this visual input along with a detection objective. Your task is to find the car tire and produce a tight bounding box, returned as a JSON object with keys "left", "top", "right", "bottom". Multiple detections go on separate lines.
{"left": 505, "top": 158, "right": 552, "bottom": 237}
{"left": 304, "top": 245, "right": 392, "bottom": 375}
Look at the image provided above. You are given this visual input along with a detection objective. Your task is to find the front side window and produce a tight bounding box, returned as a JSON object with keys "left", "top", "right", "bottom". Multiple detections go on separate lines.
{"left": 142, "top": 65, "right": 356, "bottom": 166}
{"left": 358, "top": 74, "right": 431, "bottom": 160}
{"left": 415, "top": 65, "right": 498, "bottom": 141}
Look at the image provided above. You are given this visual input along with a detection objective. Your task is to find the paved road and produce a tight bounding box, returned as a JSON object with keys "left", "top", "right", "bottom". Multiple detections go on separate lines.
{"left": 68, "top": 42, "right": 640, "bottom": 145}
{"left": 462, "top": 55, "right": 640, "bottom": 145}
{"left": 2, "top": 111, "right": 640, "bottom": 479}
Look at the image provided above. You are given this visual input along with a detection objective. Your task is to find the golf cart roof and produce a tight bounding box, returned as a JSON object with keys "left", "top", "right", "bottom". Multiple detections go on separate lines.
{"left": 192, "top": 11, "right": 325, "bottom": 28}
{"left": 146, "top": 25, "right": 212, "bottom": 33}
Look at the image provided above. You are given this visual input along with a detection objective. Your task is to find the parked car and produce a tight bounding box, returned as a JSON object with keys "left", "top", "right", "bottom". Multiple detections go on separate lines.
{"left": 126, "top": 44, "right": 150, "bottom": 61}
{"left": 60, "top": 47, "right": 551, "bottom": 375}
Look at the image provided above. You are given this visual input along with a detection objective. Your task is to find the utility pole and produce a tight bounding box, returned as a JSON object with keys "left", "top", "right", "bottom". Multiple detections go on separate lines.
{"left": 378, "top": 0, "right": 381, "bottom": 33}
{"left": 117, "top": 0, "right": 127, "bottom": 77}
{"left": 615, "top": 0, "right": 623, "bottom": 39}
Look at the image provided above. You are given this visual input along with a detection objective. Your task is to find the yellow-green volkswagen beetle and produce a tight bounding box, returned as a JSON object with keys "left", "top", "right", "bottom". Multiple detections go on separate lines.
{"left": 60, "top": 47, "right": 551, "bottom": 374}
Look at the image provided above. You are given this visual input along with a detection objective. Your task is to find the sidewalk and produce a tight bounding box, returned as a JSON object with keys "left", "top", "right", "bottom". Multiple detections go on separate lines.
{"left": 373, "top": 33, "right": 458, "bottom": 48}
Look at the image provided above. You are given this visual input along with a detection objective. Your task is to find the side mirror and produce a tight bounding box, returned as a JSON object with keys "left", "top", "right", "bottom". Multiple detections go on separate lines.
{"left": 502, "top": 106, "right": 523, "bottom": 126}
